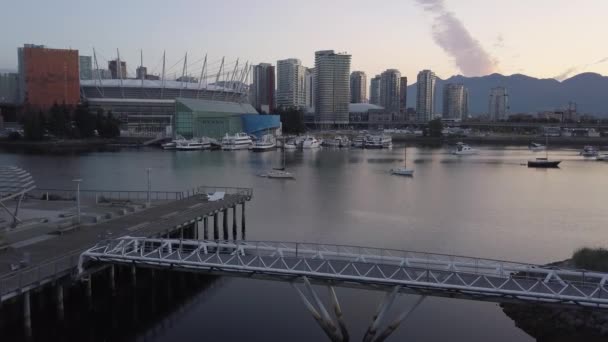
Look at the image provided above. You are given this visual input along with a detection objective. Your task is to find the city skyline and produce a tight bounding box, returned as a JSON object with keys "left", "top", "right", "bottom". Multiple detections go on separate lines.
{"left": 1, "top": 0, "right": 608, "bottom": 83}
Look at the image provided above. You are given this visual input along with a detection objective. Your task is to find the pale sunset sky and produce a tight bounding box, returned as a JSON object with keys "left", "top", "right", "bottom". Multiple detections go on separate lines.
{"left": 1, "top": 0, "right": 606, "bottom": 82}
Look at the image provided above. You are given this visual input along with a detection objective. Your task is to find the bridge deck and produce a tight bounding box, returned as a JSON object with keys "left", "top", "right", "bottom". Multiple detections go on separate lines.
{"left": 81, "top": 238, "right": 608, "bottom": 310}
{"left": 0, "top": 189, "right": 251, "bottom": 301}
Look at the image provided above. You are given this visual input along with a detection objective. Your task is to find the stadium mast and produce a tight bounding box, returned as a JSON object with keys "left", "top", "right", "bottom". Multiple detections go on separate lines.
{"left": 197, "top": 54, "right": 207, "bottom": 99}
{"left": 160, "top": 51, "right": 166, "bottom": 99}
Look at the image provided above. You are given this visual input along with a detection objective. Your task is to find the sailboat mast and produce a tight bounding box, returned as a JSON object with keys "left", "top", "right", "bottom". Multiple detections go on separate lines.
{"left": 545, "top": 133, "right": 549, "bottom": 159}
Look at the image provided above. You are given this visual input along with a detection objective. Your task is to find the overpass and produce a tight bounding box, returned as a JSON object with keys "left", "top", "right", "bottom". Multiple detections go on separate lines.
{"left": 79, "top": 237, "right": 608, "bottom": 341}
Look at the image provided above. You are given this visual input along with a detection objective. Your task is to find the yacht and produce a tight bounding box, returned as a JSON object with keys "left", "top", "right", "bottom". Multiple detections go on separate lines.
{"left": 176, "top": 138, "right": 210, "bottom": 151}
{"left": 528, "top": 142, "right": 546, "bottom": 152}
{"left": 352, "top": 135, "right": 366, "bottom": 148}
{"left": 452, "top": 142, "right": 478, "bottom": 155}
{"left": 580, "top": 145, "right": 599, "bottom": 157}
{"left": 365, "top": 135, "right": 392, "bottom": 149}
{"left": 323, "top": 136, "right": 350, "bottom": 148}
{"left": 221, "top": 132, "right": 253, "bottom": 150}
{"left": 284, "top": 140, "right": 298, "bottom": 149}
{"left": 161, "top": 135, "right": 186, "bottom": 150}
{"left": 251, "top": 134, "right": 276, "bottom": 152}
{"left": 528, "top": 135, "right": 561, "bottom": 168}
{"left": 301, "top": 136, "right": 321, "bottom": 149}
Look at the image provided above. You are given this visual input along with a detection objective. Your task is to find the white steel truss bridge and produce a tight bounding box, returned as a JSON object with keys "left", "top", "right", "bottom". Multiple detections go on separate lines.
{"left": 80, "top": 237, "right": 608, "bottom": 342}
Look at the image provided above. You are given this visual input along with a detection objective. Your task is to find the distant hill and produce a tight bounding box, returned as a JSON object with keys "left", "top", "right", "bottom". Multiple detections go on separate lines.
{"left": 405, "top": 73, "right": 608, "bottom": 117}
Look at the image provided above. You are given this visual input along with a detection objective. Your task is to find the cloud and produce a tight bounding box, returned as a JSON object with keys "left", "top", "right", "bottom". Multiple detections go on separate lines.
{"left": 414, "top": 0, "right": 498, "bottom": 76}
{"left": 494, "top": 34, "right": 505, "bottom": 48}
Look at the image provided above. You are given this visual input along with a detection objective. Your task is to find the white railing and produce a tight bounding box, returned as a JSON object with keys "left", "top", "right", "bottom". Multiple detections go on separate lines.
{"left": 79, "top": 238, "right": 608, "bottom": 309}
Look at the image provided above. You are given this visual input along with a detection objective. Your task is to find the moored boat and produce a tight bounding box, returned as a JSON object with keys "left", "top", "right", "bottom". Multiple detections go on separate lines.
{"left": 528, "top": 142, "right": 546, "bottom": 152}
{"left": 251, "top": 134, "right": 276, "bottom": 152}
{"left": 365, "top": 135, "right": 392, "bottom": 149}
{"left": 301, "top": 136, "right": 321, "bottom": 149}
{"left": 176, "top": 137, "right": 210, "bottom": 150}
{"left": 221, "top": 132, "right": 253, "bottom": 150}
{"left": 580, "top": 145, "right": 599, "bottom": 157}
{"left": 452, "top": 142, "right": 478, "bottom": 155}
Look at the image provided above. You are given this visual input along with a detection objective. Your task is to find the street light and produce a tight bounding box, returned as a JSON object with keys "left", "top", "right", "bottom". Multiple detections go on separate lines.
{"left": 72, "top": 178, "right": 82, "bottom": 225}
{"left": 146, "top": 168, "right": 151, "bottom": 206}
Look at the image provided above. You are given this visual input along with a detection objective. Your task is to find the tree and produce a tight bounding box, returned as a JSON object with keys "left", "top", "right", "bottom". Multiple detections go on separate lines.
{"left": 23, "top": 111, "right": 45, "bottom": 140}
{"left": 73, "top": 104, "right": 96, "bottom": 138}
{"left": 428, "top": 118, "right": 443, "bottom": 138}
{"left": 276, "top": 106, "right": 305, "bottom": 134}
{"left": 48, "top": 102, "right": 69, "bottom": 138}
{"left": 96, "top": 110, "right": 121, "bottom": 138}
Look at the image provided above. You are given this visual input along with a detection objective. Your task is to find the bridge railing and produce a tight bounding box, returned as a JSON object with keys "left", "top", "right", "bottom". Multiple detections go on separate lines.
{"left": 26, "top": 186, "right": 252, "bottom": 203}
{"left": 0, "top": 249, "right": 83, "bottom": 298}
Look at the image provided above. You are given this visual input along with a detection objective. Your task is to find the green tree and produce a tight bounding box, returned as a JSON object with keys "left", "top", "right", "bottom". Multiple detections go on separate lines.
{"left": 73, "top": 104, "right": 96, "bottom": 138}
{"left": 23, "top": 111, "right": 45, "bottom": 140}
{"left": 427, "top": 118, "right": 443, "bottom": 138}
{"left": 48, "top": 102, "right": 70, "bottom": 137}
{"left": 276, "top": 106, "right": 305, "bottom": 134}
{"left": 96, "top": 110, "right": 121, "bottom": 138}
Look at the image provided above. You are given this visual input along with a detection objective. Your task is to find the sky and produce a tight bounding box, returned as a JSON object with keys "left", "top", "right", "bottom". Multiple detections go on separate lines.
{"left": 1, "top": 0, "right": 607, "bottom": 82}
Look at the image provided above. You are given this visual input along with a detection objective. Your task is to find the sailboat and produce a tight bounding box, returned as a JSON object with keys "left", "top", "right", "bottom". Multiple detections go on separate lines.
{"left": 265, "top": 137, "right": 295, "bottom": 179}
{"left": 528, "top": 134, "right": 561, "bottom": 168}
{"left": 391, "top": 147, "right": 414, "bottom": 176}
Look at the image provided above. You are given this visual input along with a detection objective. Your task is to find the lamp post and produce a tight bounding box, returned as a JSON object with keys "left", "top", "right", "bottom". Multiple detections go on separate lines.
{"left": 72, "top": 178, "right": 82, "bottom": 224}
{"left": 146, "top": 168, "right": 151, "bottom": 206}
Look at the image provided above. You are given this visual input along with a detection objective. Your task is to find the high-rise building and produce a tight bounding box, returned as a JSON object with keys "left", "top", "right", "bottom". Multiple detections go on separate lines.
{"left": 489, "top": 87, "right": 509, "bottom": 121}
{"left": 251, "top": 63, "right": 275, "bottom": 113}
{"left": 136, "top": 66, "right": 147, "bottom": 80}
{"left": 79, "top": 56, "right": 92, "bottom": 80}
{"left": 350, "top": 71, "right": 367, "bottom": 103}
{"left": 276, "top": 58, "right": 307, "bottom": 109}
{"left": 416, "top": 69, "right": 436, "bottom": 121}
{"left": 399, "top": 77, "right": 408, "bottom": 114}
{"left": 305, "top": 68, "right": 315, "bottom": 112}
{"left": 379, "top": 69, "right": 401, "bottom": 113}
{"left": 314, "top": 50, "right": 351, "bottom": 125}
{"left": 92, "top": 69, "right": 112, "bottom": 80}
{"left": 0, "top": 73, "right": 19, "bottom": 105}
{"left": 369, "top": 75, "right": 381, "bottom": 105}
{"left": 442, "top": 83, "right": 468, "bottom": 120}
{"left": 108, "top": 59, "right": 127, "bottom": 79}
{"left": 17, "top": 44, "right": 80, "bottom": 109}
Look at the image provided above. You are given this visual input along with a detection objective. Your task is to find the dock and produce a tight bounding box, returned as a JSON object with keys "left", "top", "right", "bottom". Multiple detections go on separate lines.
{"left": 0, "top": 185, "right": 252, "bottom": 302}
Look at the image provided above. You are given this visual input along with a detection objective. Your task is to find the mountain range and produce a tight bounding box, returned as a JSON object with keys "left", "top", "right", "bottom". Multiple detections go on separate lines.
{"left": 405, "top": 73, "right": 608, "bottom": 117}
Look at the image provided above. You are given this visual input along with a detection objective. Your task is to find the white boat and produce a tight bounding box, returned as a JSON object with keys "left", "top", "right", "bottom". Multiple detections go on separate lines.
{"left": 176, "top": 138, "right": 210, "bottom": 150}
{"left": 528, "top": 142, "right": 546, "bottom": 152}
{"left": 251, "top": 134, "right": 276, "bottom": 152}
{"left": 365, "top": 135, "right": 392, "bottom": 149}
{"left": 161, "top": 135, "right": 186, "bottom": 150}
{"left": 301, "top": 136, "right": 321, "bottom": 149}
{"left": 284, "top": 140, "right": 298, "bottom": 149}
{"left": 323, "top": 136, "right": 350, "bottom": 148}
{"left": 452, "top": 142, "right": 478, "bottom": 155}
{"left": 596, "top": 153, "right": 608, "bottom": 161}
{"left": 352, "top": 135, "right": 366, "bottom": 148}
{"left": 580, "top": 145, "right": 599, "bottom": 157}
{"left": 262, "top": 137, "right": 295, "bottom": 179}
{"left": 222, "top": 132, "right": 253, "bottom": 150}
{"left": 391, "top": 147, "right": 414, "bottom": 176}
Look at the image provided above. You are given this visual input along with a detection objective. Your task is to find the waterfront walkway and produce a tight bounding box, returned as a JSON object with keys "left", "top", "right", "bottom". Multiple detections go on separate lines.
{"left": 0, "top": 186, "right": 252, "bottom": 301}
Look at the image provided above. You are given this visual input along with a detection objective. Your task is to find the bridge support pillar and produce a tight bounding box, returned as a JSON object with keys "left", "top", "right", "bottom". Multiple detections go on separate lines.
{"left": 56, "top": 284, "right": 64, "bottom": 320}
{"left": 223, "top": 209, "right": 228, "bottom": 240}
{"left": 180, "top": 226, "right": 184, "bottom": 240}
{"left": 203, "top": 216, "right": 209, "bottom": 240}
{"left": 241, "top": 203, "right": 246, "bottom": 240}
{"left": 131, "top": 264, "right": 137, "bottom": 287}
{"left": 23, "top": 291, "right": 32, "bottom": 339}
{"left": 213, "top": 213, "right": 219, "bottom": 240}
{"left": 232, "top": 205, "right": 237, "bottom": 240}
{"left": 109, "top": 265, "right": 116, "bottom": 294}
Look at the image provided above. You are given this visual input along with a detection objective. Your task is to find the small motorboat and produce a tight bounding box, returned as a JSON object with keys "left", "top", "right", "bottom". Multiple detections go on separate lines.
{"left": 580, "top": 145, "right": 599, "bottom": 157}
{"left": 452, "top": 142, "right": 478, "bottom": 155}
{"left": 596, "top": 153, "right": 608, "bottom": 161}
{"left": 528, "top": 142, "right": 546, "bottom": 152}
{"left": 301, "top": 136, "right": 321, "bottom": 149}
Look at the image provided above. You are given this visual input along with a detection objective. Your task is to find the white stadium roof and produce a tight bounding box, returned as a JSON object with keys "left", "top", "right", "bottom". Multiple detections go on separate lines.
{"left": 80, "top": 79, "right": 237, "bottom": 92}
{"left": 348, "top": 103, "right": 384, "bottom": 113}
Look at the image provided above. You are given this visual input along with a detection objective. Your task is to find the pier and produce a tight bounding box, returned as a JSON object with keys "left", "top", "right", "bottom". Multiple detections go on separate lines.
{"left": 0, "top": 183, "right": 252, "bottom": 339}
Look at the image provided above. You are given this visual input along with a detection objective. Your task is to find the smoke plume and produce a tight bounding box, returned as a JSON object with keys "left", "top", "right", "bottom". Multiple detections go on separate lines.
{"left": 414, "top": 0, "right": 498, "bottom": 76}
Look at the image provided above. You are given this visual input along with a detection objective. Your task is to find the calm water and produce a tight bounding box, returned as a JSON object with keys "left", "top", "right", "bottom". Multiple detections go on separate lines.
{"left": 1, "top": 145, "right": 606, "bottom": 341}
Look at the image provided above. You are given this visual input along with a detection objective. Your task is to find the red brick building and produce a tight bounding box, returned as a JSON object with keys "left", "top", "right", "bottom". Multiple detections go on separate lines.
{"left": 19, "top": 45, "right": 80, "bottom": 110}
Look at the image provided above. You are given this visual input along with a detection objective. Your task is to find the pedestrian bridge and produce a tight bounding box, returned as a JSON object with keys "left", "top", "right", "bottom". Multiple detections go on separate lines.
{"left": 79, "top": 237, "right": 608, "bottom": 341}
{"left": 80, "top": 237, "right": 608, "bottom": 309}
